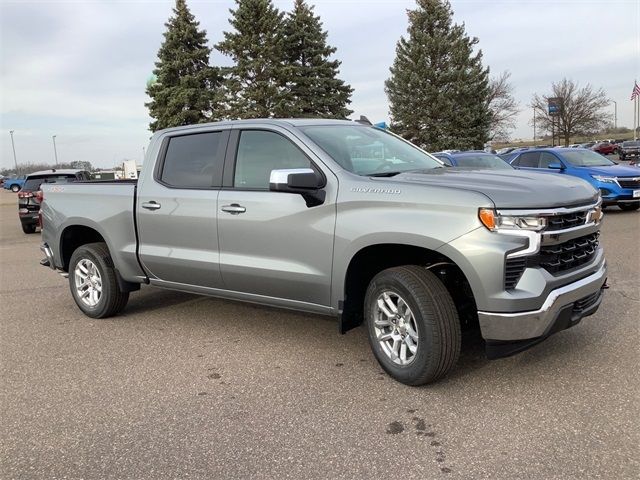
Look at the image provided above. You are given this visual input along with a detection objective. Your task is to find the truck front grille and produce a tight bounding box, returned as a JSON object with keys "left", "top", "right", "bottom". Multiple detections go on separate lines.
{"left": 530, "top": 232, "right": 599, "bottom": 274}
{"left": 616, "top": 177, "right": 640, "bottom": 189}
{"left": 545, "top": 211, "right": 588, "bottom": 231}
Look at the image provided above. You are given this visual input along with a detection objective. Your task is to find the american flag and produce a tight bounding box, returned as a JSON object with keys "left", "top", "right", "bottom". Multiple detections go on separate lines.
{"left": 632, "top": 82, "right": 640, "bottom": 100}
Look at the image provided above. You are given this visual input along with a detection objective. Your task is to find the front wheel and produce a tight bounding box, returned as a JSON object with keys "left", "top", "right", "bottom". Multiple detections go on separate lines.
{"left": 11, "top": 184, "right": 20, "bottom": 192}
{"left": 69, "top": 242, "right": 129, "bottom": 318}
{"left": 619, "top": 202, "right": 640, "bottom": 211}
{"left": 365, "top": 266, "right": 461, "bottom": 386}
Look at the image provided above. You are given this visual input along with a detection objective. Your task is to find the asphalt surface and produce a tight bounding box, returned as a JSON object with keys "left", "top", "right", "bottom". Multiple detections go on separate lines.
{"left": 0, "top": 189, "right": 638, "bottom": 479}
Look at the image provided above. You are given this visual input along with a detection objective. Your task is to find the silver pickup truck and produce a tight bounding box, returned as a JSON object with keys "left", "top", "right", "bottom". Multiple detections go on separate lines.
{"left": 40, "top": 119, "right": 607, "bottom": 385}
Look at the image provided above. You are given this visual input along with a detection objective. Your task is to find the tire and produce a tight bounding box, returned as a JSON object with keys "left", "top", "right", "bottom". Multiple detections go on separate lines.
{"left": 619, "top": 202, "right": 640, "bottom": 211}
{"left": 68, "top": 242, "right": 129, "bottom": 318}
{"left": 364, "top": 265, "right": 461, "bottom": 386}
{"left": 11, "top": 184, "right": 20, "bottom": 192}
{"left": 21, "top": 223, "right": 37, "bottom": 234}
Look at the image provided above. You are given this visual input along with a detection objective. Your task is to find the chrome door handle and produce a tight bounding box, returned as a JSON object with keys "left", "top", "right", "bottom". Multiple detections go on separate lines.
{"left": 221, "top": 204, "right": 246, "bottom": 214}
{"left": 141, "top": 201, "right": 161, "bottom": 211}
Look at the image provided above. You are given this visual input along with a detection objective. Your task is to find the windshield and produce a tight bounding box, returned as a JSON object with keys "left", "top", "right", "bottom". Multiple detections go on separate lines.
{"left": 562, "top": 150, "right": 616, "bottom": 167}
{"left": 622, "top": 141, "right": 639, "bottom": 147}
{"left": 23, "top": 174, "right": 77, "bottom": 191}
{"left": 453, "top": 154, "right": 512, "bottom": 169}
{"left": 300, "top": 125, "right": 442, "bottom": 176}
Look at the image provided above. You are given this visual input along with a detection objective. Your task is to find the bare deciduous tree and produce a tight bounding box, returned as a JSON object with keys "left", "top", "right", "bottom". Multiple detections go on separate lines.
{"left": 530, "top": 78, "right": 611, "bottom": 146}
{"left": 487, "top": 71, "right": 520, "bottom": 141}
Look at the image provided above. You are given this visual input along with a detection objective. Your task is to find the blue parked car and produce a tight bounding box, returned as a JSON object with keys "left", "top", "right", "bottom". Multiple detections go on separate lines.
{"left": 3, "top": 175, "right": 26, "bottom": 192}
{"left": 432, "top": 151, "right": 513, "bottom": 169}
{"left": 508, "top": 148, "right": 640, "bottom": 211}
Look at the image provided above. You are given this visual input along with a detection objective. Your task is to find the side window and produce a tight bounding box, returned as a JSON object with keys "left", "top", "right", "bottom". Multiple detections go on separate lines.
{"left": 539, "top": 152, "right": 559, "bottom": 168}
{"left": 160, "top": 132, "right": 222, "bottom": 188}
{"left": 234, "top": 130, "right": 311, "bottom": 189}
{"left": 518, "top": 152, "right": 541, "bottom": 168}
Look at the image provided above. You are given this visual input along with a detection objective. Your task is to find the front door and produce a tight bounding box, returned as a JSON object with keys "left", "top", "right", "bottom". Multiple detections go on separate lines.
{"left": 137, "top": 129, "right": 229, "bottom": 288}
{"left": 217, "top": 128, "right": 336, "bottom": 306}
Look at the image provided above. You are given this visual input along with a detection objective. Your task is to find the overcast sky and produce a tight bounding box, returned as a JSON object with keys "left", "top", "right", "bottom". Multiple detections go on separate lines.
{"left": 1, "top": 0, "right": 639, "bottom": 170}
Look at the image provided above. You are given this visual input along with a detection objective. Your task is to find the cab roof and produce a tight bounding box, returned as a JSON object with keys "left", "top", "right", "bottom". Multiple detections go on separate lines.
{"left": 157, "top": 118, "right": 362, "bottom": 135}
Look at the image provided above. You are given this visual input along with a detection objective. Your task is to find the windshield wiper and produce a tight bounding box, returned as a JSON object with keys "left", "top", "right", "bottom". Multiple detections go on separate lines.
{"left": 368, "top": 166, "right": 446, "bottom": 177}
{"left": 368, "top": 171, "right": 404, "bottom": 177}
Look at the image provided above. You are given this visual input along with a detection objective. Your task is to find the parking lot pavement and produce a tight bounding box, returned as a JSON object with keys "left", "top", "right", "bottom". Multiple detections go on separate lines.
{"left": 0, "top": 189, "right": 638, "bottom": 479}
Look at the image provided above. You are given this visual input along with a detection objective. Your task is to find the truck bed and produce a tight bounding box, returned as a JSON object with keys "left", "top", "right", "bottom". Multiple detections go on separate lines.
{"left": 41, "top": 181, "right": 145, "bottom": 281}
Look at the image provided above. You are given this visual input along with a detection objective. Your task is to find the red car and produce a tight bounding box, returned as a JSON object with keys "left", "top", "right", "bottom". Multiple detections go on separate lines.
{"left": 592, "top": 142, "right": 618, "bottom": 155}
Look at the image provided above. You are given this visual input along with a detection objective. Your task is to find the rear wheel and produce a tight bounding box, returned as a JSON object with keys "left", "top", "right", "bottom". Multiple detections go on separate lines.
{"left": 69, "top": 242, "right": 129, "bottom": 318}
{"left": 619, "top": 202, "right": 640, "bottom": 211}
{"left": 365, "top": 265, "right": 461, "bottom": 386}
{"left": 21, "top": 223, "right": 36, "bottom": 234}
{"left": 11, "top": 184, "right": 20, "bottom": 192}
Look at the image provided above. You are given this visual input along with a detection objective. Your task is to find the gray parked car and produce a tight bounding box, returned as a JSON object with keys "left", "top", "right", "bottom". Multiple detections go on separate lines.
{"left": 39, "top": 119, "right": 607, "bottom": 385}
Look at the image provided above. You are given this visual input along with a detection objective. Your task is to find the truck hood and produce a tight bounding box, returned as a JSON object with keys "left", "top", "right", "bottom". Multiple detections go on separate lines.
{"left": 390, "top": 168, "right": 598, "bottom": 209}
{"left": 577, "top": 164, "right": 640, "bottom": 177}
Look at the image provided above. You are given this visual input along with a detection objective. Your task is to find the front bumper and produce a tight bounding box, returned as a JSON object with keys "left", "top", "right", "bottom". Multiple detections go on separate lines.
{"left": 478, "top": 261, "right": 607, "bottom": 357}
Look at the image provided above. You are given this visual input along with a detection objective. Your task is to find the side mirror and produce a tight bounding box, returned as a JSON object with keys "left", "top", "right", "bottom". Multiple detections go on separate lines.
{"left": 269, "top": 168, "right": 325, "bottom": 207}
{"left": 547, "top": 162, "right": 564, "bottom": 170}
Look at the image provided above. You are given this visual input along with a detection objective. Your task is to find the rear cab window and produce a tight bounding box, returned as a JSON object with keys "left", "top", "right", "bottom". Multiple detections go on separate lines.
{"left": 159, "top": 131, "right": 225, "bottom": 188}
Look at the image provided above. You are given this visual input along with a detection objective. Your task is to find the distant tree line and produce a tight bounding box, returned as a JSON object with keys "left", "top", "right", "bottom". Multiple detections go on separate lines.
{"left": 1, "top": 161, "right": 94, "bottom": 177}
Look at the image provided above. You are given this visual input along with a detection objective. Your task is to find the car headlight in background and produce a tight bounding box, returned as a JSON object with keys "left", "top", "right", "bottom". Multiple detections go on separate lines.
{"left": 479, "top": 209, "right": 547, "bottom": 232}
{"left": 591, "top": 175, "right": 618, "bottom": 184}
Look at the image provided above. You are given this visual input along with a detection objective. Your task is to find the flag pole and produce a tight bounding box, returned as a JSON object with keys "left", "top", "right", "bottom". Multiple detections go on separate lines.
{"left": 633, "top": 93, "right": 638, "bottom": 140}
{"left": 636, "top": 80, "right": 639, "bottom": 141}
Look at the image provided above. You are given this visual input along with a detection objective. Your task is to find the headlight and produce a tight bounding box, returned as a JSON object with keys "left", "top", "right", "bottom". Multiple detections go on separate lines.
{"left": 591, "top": 175, "right": 617, "bottom": 184}
{"left": 479, "top": 209, "right": 547, "bottom": 232}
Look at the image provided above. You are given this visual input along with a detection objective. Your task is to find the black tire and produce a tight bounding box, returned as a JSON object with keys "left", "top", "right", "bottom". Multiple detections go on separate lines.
{"left": 68, "top": 242, "right": 129, "bottom": 318}
{"left": 21, "top": 223, "right": 36, "bottom": 234}
{"left": 364, "top": 265, "right": 461, "bottom": 386}
{"left": 619, "top": 202, "right": 640, "bottom": 211}
{"left": 11, "top": 184, "right": 20, "bottom": 192}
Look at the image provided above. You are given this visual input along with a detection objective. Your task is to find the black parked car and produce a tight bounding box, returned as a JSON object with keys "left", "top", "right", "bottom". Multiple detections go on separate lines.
{"left": 18, "top": 169, "right": 91, "bottom": 233}
{"left": 618, "top": 140, "right": 640, "bottom": 162}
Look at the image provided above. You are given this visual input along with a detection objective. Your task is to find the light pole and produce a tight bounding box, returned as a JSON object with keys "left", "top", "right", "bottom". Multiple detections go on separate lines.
{"left": 612, "top": 100, "right": 617, "bottom": 130}
{"left": 52, "top": 135, "right": 59, "bottom": 166}
{"left": 9, "top": 130, "right": 18, "bottom": 171}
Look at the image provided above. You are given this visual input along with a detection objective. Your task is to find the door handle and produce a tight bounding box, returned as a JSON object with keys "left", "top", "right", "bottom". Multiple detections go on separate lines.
{"left": 142, "top": 201, "right": 161, "bottom": 211}
{"left": 221, "top": 204, "right": 246, "bottom": 215}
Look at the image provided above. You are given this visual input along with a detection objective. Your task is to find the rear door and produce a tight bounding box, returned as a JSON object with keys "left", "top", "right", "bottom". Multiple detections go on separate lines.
{"left": 137, "top": 128, "right": 229, "bottom": 288}
{"left": 216, "top": 127, "right": 337, "bottom": 306}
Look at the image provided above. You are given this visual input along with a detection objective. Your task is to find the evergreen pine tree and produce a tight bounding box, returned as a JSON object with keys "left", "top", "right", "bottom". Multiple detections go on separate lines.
{"left": 385, "top": 0, "right": 491, "bottom": 151}
{"left": 146, "top": 0, "right": 220, "bottom": 132}
{"left": 217, "top": 0, "right": 287, "bottom": 119}
{"left": 282, "top": 0, "right": 353, "bottom": 118}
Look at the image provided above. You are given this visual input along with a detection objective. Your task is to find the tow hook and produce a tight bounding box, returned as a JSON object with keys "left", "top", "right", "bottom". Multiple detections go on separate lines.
{"left": 601, "top": 279, "right": 609, "bottom": 290}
